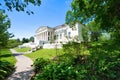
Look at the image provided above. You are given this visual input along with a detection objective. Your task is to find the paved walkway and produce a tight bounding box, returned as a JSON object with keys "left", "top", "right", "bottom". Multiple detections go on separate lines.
{"left": 7, "top": 49, "right": 34, "bottom": 80}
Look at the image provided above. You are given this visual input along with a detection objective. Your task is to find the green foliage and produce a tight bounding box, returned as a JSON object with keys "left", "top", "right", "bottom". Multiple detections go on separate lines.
{"left": 63, "top": 41, "right": 90, "bottom": 56}
{"left": 0, "top": 0, "right": 41, "bottom": 15}
{"left": 7, "top": 39, "right": 22, "bottom": 48}
{"left": 14, "top": 47, "right": 31, "bottom": 52}
{"left": 0, "top": 11, "right": 13, "bottom": 49}
{"left": 0, "top": 49, "right": 16, "bottom": 65}
{"left": 0, "top": 0, "right": 41, "bottom": 49}
{"left": 0, "top": 49, "right": 16, "bottom": 79}
{"left": 82, "top": 27, "right": 89, "bottom": 42}
{"left": 66, "top": 0, "right": 120, "bottom": 42}
{"left": 22, "top": 37, "right": 29, "bottom": 43}
{"left": 35, "top": 62, "right": 77, "bottom": 80}
{"left": 63, "top": 41, "right": 81, "bottom": 55}
{"left": 0, "top": 61, "right": 14, "bottom": 80}
{"left": 24, "top": 49, "right": 63, "bottom": 61}
{"left": 33, "top": 58, "right": 50, "bottom": 74}
{"left": 66, "top": 10, "right": 76, "bottom": 27}
{"left": 33, "top": 41, "right": 120, "bottom": 80}
{"left": 87, "top": 21, "right": 101, "bottom": 41}
{"left": 29, "top": 36, "right": 34, "bottom": 42}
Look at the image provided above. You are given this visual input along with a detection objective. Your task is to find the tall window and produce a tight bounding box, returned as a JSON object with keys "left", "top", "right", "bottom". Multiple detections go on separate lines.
{"left": 48, "top": 37, "right": 49, "bottom": 41}
{"left": 48, "top": 32, "right": 50, "bottom": 35}
{"left": 60, "top": 34, "right": 62, "bottom": 39}
{"left": 68, "top": 32, "right": 71, "bottom": 38}
{"left": 56, "top": 35, "right": 58, "bottom": 39}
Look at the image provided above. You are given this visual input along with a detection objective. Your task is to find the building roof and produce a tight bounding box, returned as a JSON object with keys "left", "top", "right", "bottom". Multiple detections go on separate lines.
{"left": 36, "top": 24, "right": 67, "bottom": 33}
{"left": 54, "top": 24, "right": 67, "bottom": 30}
{"left": 36, "top": 26, "right": 53, "bottom": 33}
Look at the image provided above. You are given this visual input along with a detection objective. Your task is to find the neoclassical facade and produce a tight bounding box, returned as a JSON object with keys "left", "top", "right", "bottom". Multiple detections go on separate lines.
{"left": 34, "top": 23, "right": 83, "bottom": 46}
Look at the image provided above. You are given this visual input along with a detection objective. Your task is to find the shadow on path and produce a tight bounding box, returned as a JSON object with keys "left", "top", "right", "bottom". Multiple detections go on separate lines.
{"left": 13, "top": 53, "right": 23, "bottom": 56}
{"left": 7, "top": 49, "right": 34, "bottom": 80}
{"left": 7, "top": 70, "right": 34, "bottom": 80}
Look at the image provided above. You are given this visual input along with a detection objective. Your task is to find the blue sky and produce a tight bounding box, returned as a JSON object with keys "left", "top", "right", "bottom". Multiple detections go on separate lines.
{"left": 7, "top": 0, "right": 72, "bottom": 40}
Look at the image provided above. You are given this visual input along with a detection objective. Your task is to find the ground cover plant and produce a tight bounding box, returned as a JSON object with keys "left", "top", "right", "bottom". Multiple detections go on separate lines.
{"left": 24, "top": 49, "right": 63, "bottom": 61}
{"left": 32, "top": 41, "right": 120, "bottom": 80}
{"left": 14, "top": 47, "right": 31, "bottom": 52}
{"left": 0, "top": 49, "right": 16, "bottom": 80}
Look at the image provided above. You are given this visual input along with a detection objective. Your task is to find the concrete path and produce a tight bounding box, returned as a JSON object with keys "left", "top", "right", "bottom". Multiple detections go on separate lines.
{"left": 7, "top": 49, "right": 34, "bottom": 80}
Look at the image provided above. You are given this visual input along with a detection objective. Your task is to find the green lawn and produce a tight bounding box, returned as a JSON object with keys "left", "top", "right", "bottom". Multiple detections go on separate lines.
{"left": 24, "top": 49, "right": 63, "bottom": 61}
{"left": 0, "top": 49, "right": 16, "bottom": 79}
{"left": 0, "top": 49, "right": 16, "bottom": 65}
{"left": 14, "top": 47, "right": 31, "bottom": 52}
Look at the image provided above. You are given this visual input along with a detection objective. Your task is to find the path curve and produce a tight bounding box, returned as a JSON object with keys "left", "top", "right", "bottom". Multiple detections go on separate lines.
{"left": 7, "top": 49, "right": 34, "bottom": 80}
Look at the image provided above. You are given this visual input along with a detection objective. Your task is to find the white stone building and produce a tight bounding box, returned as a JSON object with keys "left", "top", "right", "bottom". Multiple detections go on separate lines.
{"left": 34, "top": 23, "right": 83, "bottom": 47}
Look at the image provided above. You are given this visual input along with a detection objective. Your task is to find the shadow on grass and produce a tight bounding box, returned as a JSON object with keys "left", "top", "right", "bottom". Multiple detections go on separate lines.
{"left": 13, "top": 53, "right": 24, "bottom": 56}
{"left": 0, "top": 52, "right": 24, "bottom": 58}
{"left": 0, "top": 54, "right": 12, "bottom": 58}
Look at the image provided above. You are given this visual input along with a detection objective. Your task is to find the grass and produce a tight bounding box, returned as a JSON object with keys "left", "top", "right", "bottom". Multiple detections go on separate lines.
{"left": 33, "top": 41, "right": 120, "bottom": 80}
{"left": 14, "top": 47, "right": 31, "bottom": 52}
{"left": 0, "top": 49, "right": 16, "bottom": 65}
{"left": 0, "top": 49, "right": 16, "bottom": 79}
{"left": 24, "top": 49, "right": 64, "bottom": 61}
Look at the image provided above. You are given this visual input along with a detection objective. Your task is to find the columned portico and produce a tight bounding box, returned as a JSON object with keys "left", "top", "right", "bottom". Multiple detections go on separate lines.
{"left": 35, "top": 26, "right": 54, "bottom": 45}
{"left": 34, "top": 23, "right": 83, "bottom": 47}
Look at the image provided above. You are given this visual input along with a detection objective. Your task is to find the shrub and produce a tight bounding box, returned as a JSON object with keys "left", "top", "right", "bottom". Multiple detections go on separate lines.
{"left": 35, "top": 62, "right": 78, "bottom": 80}
{"left": 33, "top": 58, "right": 50, "bottom": 74}
{"left": 33, "top": 41, "right": 120, "bottom": 80}
{"left": 62, "top": 41, "right": 81, "bottom": 55}
{"left": 0, "top": 61, "right": 14, "bottom": 79}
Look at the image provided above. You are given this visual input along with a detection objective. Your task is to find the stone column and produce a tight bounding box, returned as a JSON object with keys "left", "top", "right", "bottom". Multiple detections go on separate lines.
{"left": 46, "top": 31, "right": 48, "bottom": 41}
{"left": 44, "top": 32, "right": 45, "bottom": 41}
{"left": 42, "top": 33, "right": 43, "bottom": 40}
{"left": 43, "top": 32, "right": 44, "bottom": 41}
{"left": 44, "top": 32, "right": 46, "bottom": 41}
{"left": 45, "top": 32, "right": 47, "bottom": 41}
{"left": 44, "top": 32, "right": 45, "bottom": 40}
{"left": 40, "top": 33, "right": 41, "bottom": 40}
{"left": 43, "top": 32, "right": 44, "bottom": 40}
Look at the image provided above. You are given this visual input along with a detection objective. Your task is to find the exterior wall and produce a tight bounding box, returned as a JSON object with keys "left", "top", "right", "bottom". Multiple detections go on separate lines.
{"left": 54, "top": 25, "right": 68, "bottom": 43}
{"left": 34, "top": 23, "right": 83, "bottom": 47}
{"left": 34, "top": 26, "right": 54, "bottom": 46}
{"left": 77, "top": 23, "right": 83, "bottom": 42}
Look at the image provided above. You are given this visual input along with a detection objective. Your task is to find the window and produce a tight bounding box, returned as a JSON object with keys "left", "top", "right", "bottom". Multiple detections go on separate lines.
{"left": 60, "top": 34, "right": 62, "bottom": 39}
{"left": 68, "top": 32, "right": 71, "bottom": 38}
{"left": 48, "top": 32, "right": 50, "bottom": 35}
{"left": 48, "top": 37, "right": 49, "bottom": 41}
{"left": 56, "top": 35, "right": 58, "bottom": 39}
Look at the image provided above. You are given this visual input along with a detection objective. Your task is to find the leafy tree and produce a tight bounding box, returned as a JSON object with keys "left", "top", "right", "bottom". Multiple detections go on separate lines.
{"left": 0, "top": 0, "right": 41, "bottom": 15}
{"left": 7, "top": 39, "right": 22, "bottom": 48}
{"left": 87, "top": 21, "right": 101, "bottom": 41}
{"left": 0, "top": 0, "right": 41, "bottom": 49}
{"left": 29, "top": 36, "right": 34, "bottom": 42}
{"left": 0, "top": 11, "right": 13, "bottom": 49}
{"left": 66, "top": 0, "right": 120, "bottom": 41}
{"left": 16, "top": 38, "right": 21, "bottom": 43}
{"left": 66, "top": 10, "right": 76, "bottom": 27}
{"left": 82, "top": 26, "right": 89, "bottom": 42}
{"left": 22, "top": 38, "right": 29, "bottom": 43}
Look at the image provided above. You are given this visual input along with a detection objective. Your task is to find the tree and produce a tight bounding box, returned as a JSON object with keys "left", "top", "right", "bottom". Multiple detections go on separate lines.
{"left": 0, "top": 0, "right": 41, "bottom": 49}
{"left": 16, "top": 38, "right": 21, "bottom": 43}
{"left": 87, "top": 21, "right": 101, "bottom": 41}
{"left": 66, "top": 0, "right": 120, "bottom": 41}
{"left": 0, "top": 11, "right": 13, "bottom": 49}
{"left": 7, "top": 39, "right": 22, "bottom": 48}
{"left": 22, "top": 38, "right": 29, "bottom": 43}
{"left": 0, "top": 0, "right": 41, "bottom": 15}
{"left": 29, "top": 36, "right": 34, "bottom": 42}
